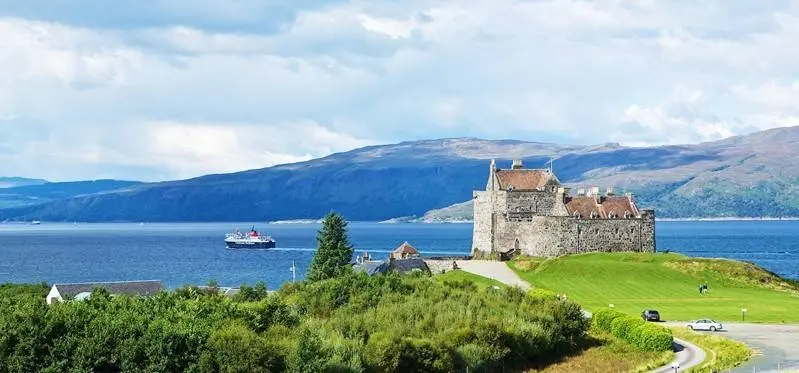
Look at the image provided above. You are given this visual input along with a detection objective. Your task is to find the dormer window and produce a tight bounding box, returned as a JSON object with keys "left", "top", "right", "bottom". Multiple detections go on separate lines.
{"left": 624, "top": 211, "right": 632, "bottom": 219}
{"left": 590, "top": 211, "right": 598, "bottom": 219}
{"left": 507, "top": 184, "right": 514, "bottom": 191}
{"left": 573, "top": 211, "right": 581, "bottom": 219}
{"left": 608, "top": 211, "right": 617, "bottom": 219}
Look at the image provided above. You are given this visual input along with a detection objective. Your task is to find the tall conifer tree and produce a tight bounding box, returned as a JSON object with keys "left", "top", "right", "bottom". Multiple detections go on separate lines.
{"left": 307, "top": 211, "right": 354, "bottom": 281}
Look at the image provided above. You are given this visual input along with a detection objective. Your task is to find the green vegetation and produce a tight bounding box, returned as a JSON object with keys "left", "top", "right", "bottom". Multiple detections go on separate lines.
{"left": 510, "top": 252, "right": 799, "bottom": 323}
{"left": 528, "top": 329, "right": 673, "bottom": 373}
{"left": 592, "top": 309, "right": 673, "bottom": 352}
{"left": 0, "top": 273, "right": 589, "bottom": 373}
{"left": 436, "top": 269, "right": 507, "bottom": 290}
{"left": 670, "top": 327, "right": 752, "bottom": 372}
{"left": 306, "top": 211, "right": 354, "bottom": 282}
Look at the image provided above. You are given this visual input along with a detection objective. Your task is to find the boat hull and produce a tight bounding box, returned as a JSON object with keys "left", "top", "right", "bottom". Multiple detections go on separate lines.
{"left": 225, "top": 240, "right": 276, "bottom": 249}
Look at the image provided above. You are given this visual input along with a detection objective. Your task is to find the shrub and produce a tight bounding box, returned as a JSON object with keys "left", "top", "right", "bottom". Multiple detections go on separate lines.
{"left": 594, "top": 308, "right": 672, "bottom": 352}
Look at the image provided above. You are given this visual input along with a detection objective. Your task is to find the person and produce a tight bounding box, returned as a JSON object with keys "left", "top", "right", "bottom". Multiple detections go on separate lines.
{"left": 699, "top": 284, "right": 703, "bottom": 294}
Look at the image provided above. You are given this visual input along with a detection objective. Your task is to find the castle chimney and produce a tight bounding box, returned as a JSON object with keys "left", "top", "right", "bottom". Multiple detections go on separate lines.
{"left": 511, "top": 159, "right": 524, "bottom": 170}
{"left": 577, "top": 188, "right": 586, "bottom": 196}
{"left": 606, "top": 187, "right": 615, "bottom": 197}
{"left": 591, "top": 186, "right": 600, "bottom": 196}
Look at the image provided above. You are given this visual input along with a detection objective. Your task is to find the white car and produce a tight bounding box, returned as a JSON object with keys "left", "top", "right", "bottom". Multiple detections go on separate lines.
{"left": 686, "top": 319, "right": 723, "bottom": 331}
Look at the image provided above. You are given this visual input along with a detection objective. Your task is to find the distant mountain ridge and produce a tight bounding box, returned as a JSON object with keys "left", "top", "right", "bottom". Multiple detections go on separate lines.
{"left": 0, "top": 177, "right": 47, "bottom": 189}
{"left": 2, "top": 127, "right": 799, "bottom": 222}
{"left": 0, "top": 180, "right": 143, "bottom": 210}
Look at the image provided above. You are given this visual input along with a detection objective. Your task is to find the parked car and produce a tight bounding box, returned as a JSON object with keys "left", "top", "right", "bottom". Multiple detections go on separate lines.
{"left": 641, "top": 309, "right": 661, "bottom": 322}
{"left": 686, "top": 319, "right": 723, "bottom": 331}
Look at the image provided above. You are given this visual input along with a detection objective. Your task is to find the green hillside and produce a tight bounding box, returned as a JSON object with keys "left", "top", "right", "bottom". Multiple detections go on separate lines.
{"left": 509, "top": 253, "right": 799, "bottom": 323}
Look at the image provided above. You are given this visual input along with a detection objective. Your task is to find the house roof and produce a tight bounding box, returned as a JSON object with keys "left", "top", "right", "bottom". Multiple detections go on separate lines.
{"left": 53, "top": 280, "right": 163, "bottom": 299}
{"left": 565, "top": 195, "right": 639, "bottom": 219}
{"left": 353, "top": 260, "right": 390, "bottom": 276}
{"left": 390, "top": 258, "right": 429, "bottom": 274}
{"left": 393, "top": 241, "right": 420, "bottom": 256}
{"left": 495, "top": 169, "right": 557, "bottom": 191}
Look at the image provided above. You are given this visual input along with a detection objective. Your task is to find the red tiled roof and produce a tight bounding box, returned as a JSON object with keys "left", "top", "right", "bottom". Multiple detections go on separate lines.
{"left": 565, "top": 196, "right": 600, "bottom": 218}
{"left": 393, "top": 241, "right": 420, "bottom": 255}
{"left": 495, "top": 169, "right": 553, "bottom": 190}
{"left": 565, "top": 195, "right": 639, "bottom": 219}
{"left": 601, "top": 196, "right": 638, "bottom": 218}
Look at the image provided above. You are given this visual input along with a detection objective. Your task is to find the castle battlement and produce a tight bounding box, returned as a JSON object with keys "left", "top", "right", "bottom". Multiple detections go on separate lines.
{"left": 472, "top": 159, "right": 656, "bottom": 258}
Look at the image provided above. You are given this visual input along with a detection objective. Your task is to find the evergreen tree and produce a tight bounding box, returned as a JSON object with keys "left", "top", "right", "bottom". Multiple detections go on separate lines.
{"left": 307, "top": 211, "right": 354, "bottom": 281}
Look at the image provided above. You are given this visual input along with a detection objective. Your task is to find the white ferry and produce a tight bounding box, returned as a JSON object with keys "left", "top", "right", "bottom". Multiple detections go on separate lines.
{"left": 225, "top": 227, "right": 276, "bottom": 249}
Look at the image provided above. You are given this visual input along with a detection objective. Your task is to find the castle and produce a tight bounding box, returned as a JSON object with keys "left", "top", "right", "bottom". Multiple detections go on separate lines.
{"left": 472, "top": 159, "right": 655, "bottom": 258}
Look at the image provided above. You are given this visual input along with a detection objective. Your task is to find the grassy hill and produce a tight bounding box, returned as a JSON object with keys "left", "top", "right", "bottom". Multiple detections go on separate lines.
{"left": 509, "top": 253, "right": 799, "bottom": 323}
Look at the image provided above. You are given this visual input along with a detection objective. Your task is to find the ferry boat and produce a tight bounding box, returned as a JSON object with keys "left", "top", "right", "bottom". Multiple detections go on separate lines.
{"left": 225, "top": 227, "right": 276, "bottom": 249}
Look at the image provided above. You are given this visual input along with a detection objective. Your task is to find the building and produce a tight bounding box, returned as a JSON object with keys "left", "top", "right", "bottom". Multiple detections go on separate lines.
{"left": 352, "top": 243, "right": 430, "bottom": 276}
{"left": 472, "top": 159, "right": 655, "bottom": 258}
{"left": 46, "top": 280, "right": 163, "bottom": 305}
{"left": 391, "top": 241, "right": 421, "bottom": 260}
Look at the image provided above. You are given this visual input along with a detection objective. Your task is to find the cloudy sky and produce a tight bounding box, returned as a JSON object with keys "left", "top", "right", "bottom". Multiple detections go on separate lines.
{"left": 1, "top": 0, "right": 798, "bottom": 181}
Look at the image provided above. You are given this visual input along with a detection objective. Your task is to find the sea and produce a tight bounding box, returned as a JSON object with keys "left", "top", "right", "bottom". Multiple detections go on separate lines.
{"left": 1, "top": 221, "right": 798, "bottom": 289}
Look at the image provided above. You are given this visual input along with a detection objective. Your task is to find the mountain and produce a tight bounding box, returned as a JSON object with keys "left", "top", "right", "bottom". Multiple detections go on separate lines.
{"left": 0, "top": 177, "right": 47, "bottom": 189}
{"left": 2, "top": 127, "right": 799, "bottom": 222}
{"left": 0, "top": 180, "right": 143, "bottom": 210}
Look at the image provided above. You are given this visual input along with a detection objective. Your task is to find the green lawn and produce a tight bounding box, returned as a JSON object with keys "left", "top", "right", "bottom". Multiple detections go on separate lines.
{"left": 435, "top": 269, "right": 507, "bottom": 290}
{"left": 509, "top": 253, "right": 799, "bottom": 323}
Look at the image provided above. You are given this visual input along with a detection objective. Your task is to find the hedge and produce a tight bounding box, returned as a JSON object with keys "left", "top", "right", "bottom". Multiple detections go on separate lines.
{"left": 592, "top": 308, "right": 673, "bottom": 352}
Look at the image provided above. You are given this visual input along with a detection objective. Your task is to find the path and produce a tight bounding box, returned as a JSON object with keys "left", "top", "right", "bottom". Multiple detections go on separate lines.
{"left": 454, "top": 260, "right": 531, "bottom": 290}
{"left": 457, "top": 262, "right": 703, "bottom": 372}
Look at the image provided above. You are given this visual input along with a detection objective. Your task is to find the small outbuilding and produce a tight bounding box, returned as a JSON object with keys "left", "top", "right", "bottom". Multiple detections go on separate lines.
{"left": 46, "top": 280, "right": 163, "bottom": 305}
{"left": 391, "top": 241, "right": 421, "bottom": 260}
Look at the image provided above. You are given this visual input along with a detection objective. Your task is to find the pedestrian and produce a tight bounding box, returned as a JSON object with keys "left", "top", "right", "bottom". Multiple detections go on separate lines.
{"left": 698, "top": 285, "right": 703, "bottom": 294}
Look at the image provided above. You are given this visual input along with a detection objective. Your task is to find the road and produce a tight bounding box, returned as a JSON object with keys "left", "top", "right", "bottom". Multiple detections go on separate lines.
{"left": 666, "top": 322, "right": 799, "bottom": 372}
{"left": 457, "top": 261, "right": 704, "bottom": 372}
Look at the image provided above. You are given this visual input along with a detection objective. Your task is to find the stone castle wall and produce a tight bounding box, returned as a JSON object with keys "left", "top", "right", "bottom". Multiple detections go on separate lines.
{"left": 472, "top": 190, "right": 656, "bottom": 257}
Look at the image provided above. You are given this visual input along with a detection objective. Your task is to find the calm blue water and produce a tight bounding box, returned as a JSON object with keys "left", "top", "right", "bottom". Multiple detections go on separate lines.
{"left": 0, "top": 221, "right": 797, "bottom": 289}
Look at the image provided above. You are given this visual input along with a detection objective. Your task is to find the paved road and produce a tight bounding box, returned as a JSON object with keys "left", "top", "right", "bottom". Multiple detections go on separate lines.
{"left": 666, "top": 322, "right": 799, "bottom": 372}
{"left": 457, "top": 263, "right": 703, "bottom": 372}
{"left": 650, "top": 338, "right": 706, "bottom": 373}
{"left": 455, "top": 260, "right": 531, "bottom": 290}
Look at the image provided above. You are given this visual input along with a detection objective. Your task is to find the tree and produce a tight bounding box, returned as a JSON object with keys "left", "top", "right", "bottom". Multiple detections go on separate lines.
{"left": 306, "top": 211, "right": 354, "bottom": 282}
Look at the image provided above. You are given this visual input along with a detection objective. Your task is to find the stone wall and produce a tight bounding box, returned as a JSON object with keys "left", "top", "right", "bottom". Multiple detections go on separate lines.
{"left": 490, "top": 216, "right": 656, "bottom": 257}
{"left": 505, "top": 191, "right": 560, "bottom": 217}
{"left": 424, "top": 260, "right": 457, "bottom": 274}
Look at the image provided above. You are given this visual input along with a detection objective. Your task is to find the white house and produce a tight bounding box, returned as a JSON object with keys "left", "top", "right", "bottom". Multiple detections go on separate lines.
{"left": 46, "top": 280, "right": 163, "bottom": 305}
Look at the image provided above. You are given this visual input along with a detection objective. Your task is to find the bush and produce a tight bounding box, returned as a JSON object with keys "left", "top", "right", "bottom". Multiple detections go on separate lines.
{"left": 594, "top": 308, "right": 672, "bottom": 352}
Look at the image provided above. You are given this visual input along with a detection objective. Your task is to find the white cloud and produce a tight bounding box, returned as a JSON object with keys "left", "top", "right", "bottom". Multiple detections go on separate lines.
{"left": 1, "top": 0, "right": 799, "bottom": 180}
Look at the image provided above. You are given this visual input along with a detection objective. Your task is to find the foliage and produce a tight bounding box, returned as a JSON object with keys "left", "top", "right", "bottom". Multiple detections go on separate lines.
{"left": 593, "top": 309, "right": 673, "bottom": 352}
{"left": 436, "top": 269, "right": 506, "bottom": 290}
{"left": 670, "top": 327, "right": 752, "bottom": 373}
{"left": 306, "top": 211, "right": 354, "bottom": 282}
{"left": 529, "top": 328, "right": 673, "bottom": 373}
{"left": 510, "top": 252, "right": 799, "bottom": 323}
{"left": 0, "top": 272, "right": 590, "bottom": 373}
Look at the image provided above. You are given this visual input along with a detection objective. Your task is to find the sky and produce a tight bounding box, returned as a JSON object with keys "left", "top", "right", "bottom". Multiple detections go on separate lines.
{"left": 1, "top": 0, "right": 798, "bottom": 181}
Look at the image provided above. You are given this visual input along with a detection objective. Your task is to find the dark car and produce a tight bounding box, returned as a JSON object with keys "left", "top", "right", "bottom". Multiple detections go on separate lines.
{"left": 641, "top": 309, "right": 660, "bottom": 322}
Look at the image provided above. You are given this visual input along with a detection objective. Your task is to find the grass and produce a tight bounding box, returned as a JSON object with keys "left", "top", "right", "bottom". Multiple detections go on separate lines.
{"left": 434, "top": 269, "right": 507, "bottom": 290}
{"left": 526, "top": 329, "right": 674, "bottom": 373}
{"left": 670, "top": 327, "right": 752, "bottom": 372}
{"left": 509, "top": 252, "right": 799, "bottom": 323}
